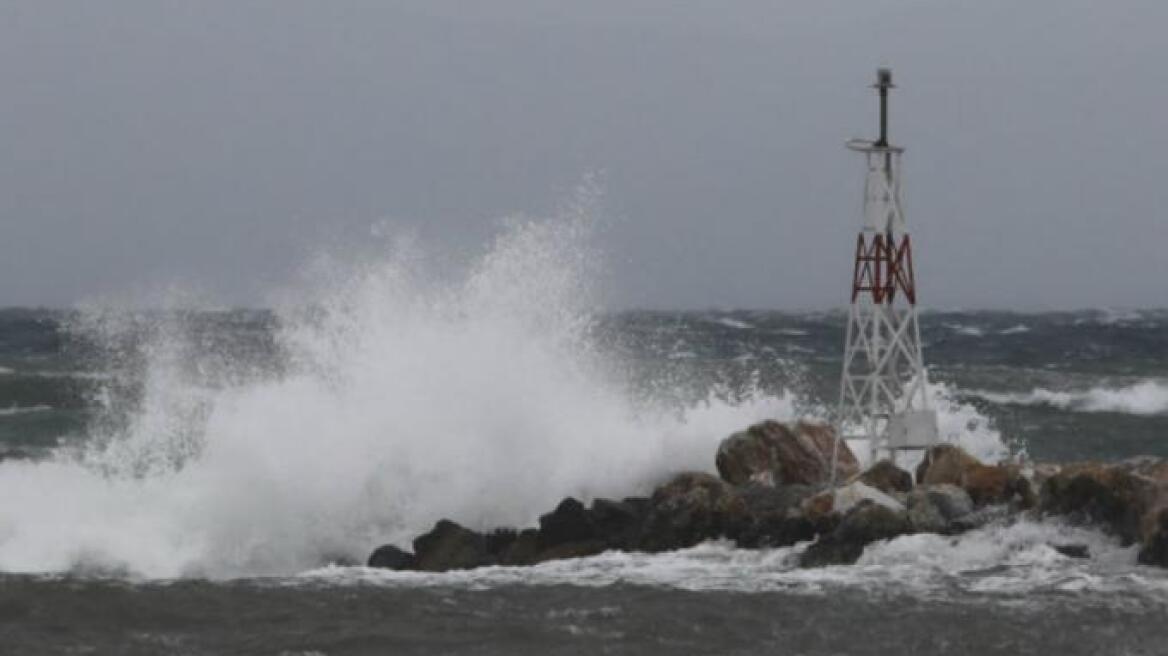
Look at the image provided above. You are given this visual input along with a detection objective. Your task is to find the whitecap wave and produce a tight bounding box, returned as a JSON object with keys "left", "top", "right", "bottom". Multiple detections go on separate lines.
{"left": 973, "top": 380, "right": 1168, "bottom": 416}
{"left": 946, "top": 324, "right": 985, "bottom": 337}
{"left": 711, "top": 317, "right": 752, "bottom": 330}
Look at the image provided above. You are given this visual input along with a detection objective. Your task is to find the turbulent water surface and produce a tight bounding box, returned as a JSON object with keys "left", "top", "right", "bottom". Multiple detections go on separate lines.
{"left": 2, "top": 222, "right": 1168, "bottom": 653}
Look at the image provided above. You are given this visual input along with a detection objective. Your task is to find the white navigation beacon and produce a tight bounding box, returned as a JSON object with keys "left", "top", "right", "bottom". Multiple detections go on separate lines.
{"left": 830, "top": 68, "right": 940, "bottom": 481}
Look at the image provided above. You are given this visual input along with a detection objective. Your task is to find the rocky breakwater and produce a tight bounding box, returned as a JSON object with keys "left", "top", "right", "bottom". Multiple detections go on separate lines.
{"left": 1037, "top": 456, "right": 1168, "bottom": 566}
{"left": 366, "top": 420, "right": 1168, "bottom": 572}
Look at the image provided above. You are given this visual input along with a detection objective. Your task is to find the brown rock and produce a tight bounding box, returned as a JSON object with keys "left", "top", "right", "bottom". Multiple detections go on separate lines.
{"left": 715, "top": 420, "right": 859, "bottom": 488}
{"left": 916, "top": 444, "right": 1033, "bottom": 509}
{"left": 802, "top": 489, "right": 837, "bottom": 527}
{"left": 915, "top": 444, "right": 982, "bottom": 486}
{"left": 859, "top": 459, "right": 913, "bottom": 494}
{"left": 1028, "top": 463, "right": 1063, "bottom": 491}
{"left": 963, "top": 463, "right": 1035, "bottom": 508}
{"left": 1040, "top": 461, "right": 1163, "bottom": 544}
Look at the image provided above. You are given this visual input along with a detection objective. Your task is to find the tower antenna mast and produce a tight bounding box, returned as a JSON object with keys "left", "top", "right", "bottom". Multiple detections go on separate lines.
{"left": 831, "top": 68, "right": 940, "bottom": 481}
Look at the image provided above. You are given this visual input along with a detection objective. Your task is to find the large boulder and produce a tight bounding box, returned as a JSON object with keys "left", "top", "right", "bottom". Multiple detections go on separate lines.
{"left": 715, "top": 420, "right": 859, "bottom": 487}
{"left": 800, "top": 501, "right": 913, "bottom": 567}
{"left": 367, "top": 544, "right": 416, "bottom": 570}
{"left": 412, "top": 520, "right": 492, "bottom": 571}
{"left": 906, "top": 484, "right": 974, "bottom": 534}
{"left": 916, "top": 444, "right": 1034, "bottom": 509}
{"left": 915, "top": 444, "right": 981, "bottom": 486}
{"left": 859, "top": 459, "right": 913, "bottom": 495}
{"left": 964, "top": 463, "right": 1035, "bottom": 508}
{"left": 1040, "top": 460, "right": 1165, "bottom": 545}
{"left": 638, "top": 472, "right": 749, "bottom": 552}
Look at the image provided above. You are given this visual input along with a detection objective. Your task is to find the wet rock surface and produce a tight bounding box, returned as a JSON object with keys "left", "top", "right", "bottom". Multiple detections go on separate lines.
{"left": 906, "top": 484, "right": 974, "bottom": 534}
{"left": 366, "top": 422, "right": 1168, "bottom": 573}
{"left": 716, "top": 420, "right": 859, "bottom": 487}
{"left": 800, "top": 501, "right": 913, "bottom": 567}
{"left": 1039, "top": 459, "right": 1166, "bottom": 544}
{"left": 859, "top": 459, "right": 914, "bottom": 495}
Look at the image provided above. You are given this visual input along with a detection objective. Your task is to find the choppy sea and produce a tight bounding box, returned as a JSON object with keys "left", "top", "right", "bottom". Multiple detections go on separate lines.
{"left": 0, "top": 202, "right": 1162, "bottom": 656}
{"left": 1, "top": 301, "right": 1167, "bottom": 654}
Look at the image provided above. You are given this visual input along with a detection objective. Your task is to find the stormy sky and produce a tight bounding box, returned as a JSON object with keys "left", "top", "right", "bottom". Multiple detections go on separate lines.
{"left": 0, "top": 1, "right": 1165, "bottom": 309}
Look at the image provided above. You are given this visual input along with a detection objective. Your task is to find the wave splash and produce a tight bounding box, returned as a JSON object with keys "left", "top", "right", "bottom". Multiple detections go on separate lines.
{"left": 0, "top": 209, "right": 812, "bottom": 579}
{"left": 0, "top": 205, "right": 1012, "bottom": 580}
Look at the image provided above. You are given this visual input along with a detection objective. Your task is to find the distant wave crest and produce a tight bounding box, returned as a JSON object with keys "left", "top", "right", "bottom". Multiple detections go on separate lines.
{"left": 974, "top": 380, "right": 1168, "bottom": 416}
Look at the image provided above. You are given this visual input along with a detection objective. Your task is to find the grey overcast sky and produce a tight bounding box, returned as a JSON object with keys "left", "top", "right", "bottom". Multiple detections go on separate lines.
{"left": 0, "top": 1, "right": 1165, "bottom": 309}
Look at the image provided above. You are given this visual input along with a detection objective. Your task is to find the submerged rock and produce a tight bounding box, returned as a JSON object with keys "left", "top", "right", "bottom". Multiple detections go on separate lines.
{"left": 859, "top": 459, "right": 913, "bottom": 495}
{"left": 716, "top": 420, "right": 859, "bottom": 488}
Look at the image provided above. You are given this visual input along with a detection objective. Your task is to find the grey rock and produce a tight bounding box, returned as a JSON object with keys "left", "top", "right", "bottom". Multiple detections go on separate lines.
{"left": 366, "top": 544, "right": 415, "bottom": 570}
{"left": 906, "top": 484, "right": 974, "bottom": 534}
{"left": 412, "top": 520, "right": 492, "bottom": 572}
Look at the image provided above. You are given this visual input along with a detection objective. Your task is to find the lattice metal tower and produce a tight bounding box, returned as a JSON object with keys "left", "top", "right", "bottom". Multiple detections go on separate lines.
{"left": 831, "top": 68, "right": 940, "bottom": 476}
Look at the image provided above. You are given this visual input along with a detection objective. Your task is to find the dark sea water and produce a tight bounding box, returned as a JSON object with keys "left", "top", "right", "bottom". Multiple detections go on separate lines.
{"left": 1, "top": 307, "right": 1167, "bottom": 654}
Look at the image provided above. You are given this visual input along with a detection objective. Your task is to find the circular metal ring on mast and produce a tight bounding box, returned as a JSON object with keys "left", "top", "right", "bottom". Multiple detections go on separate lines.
{"left": 846, "top": 138, "right": 904, "bottom": 154}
